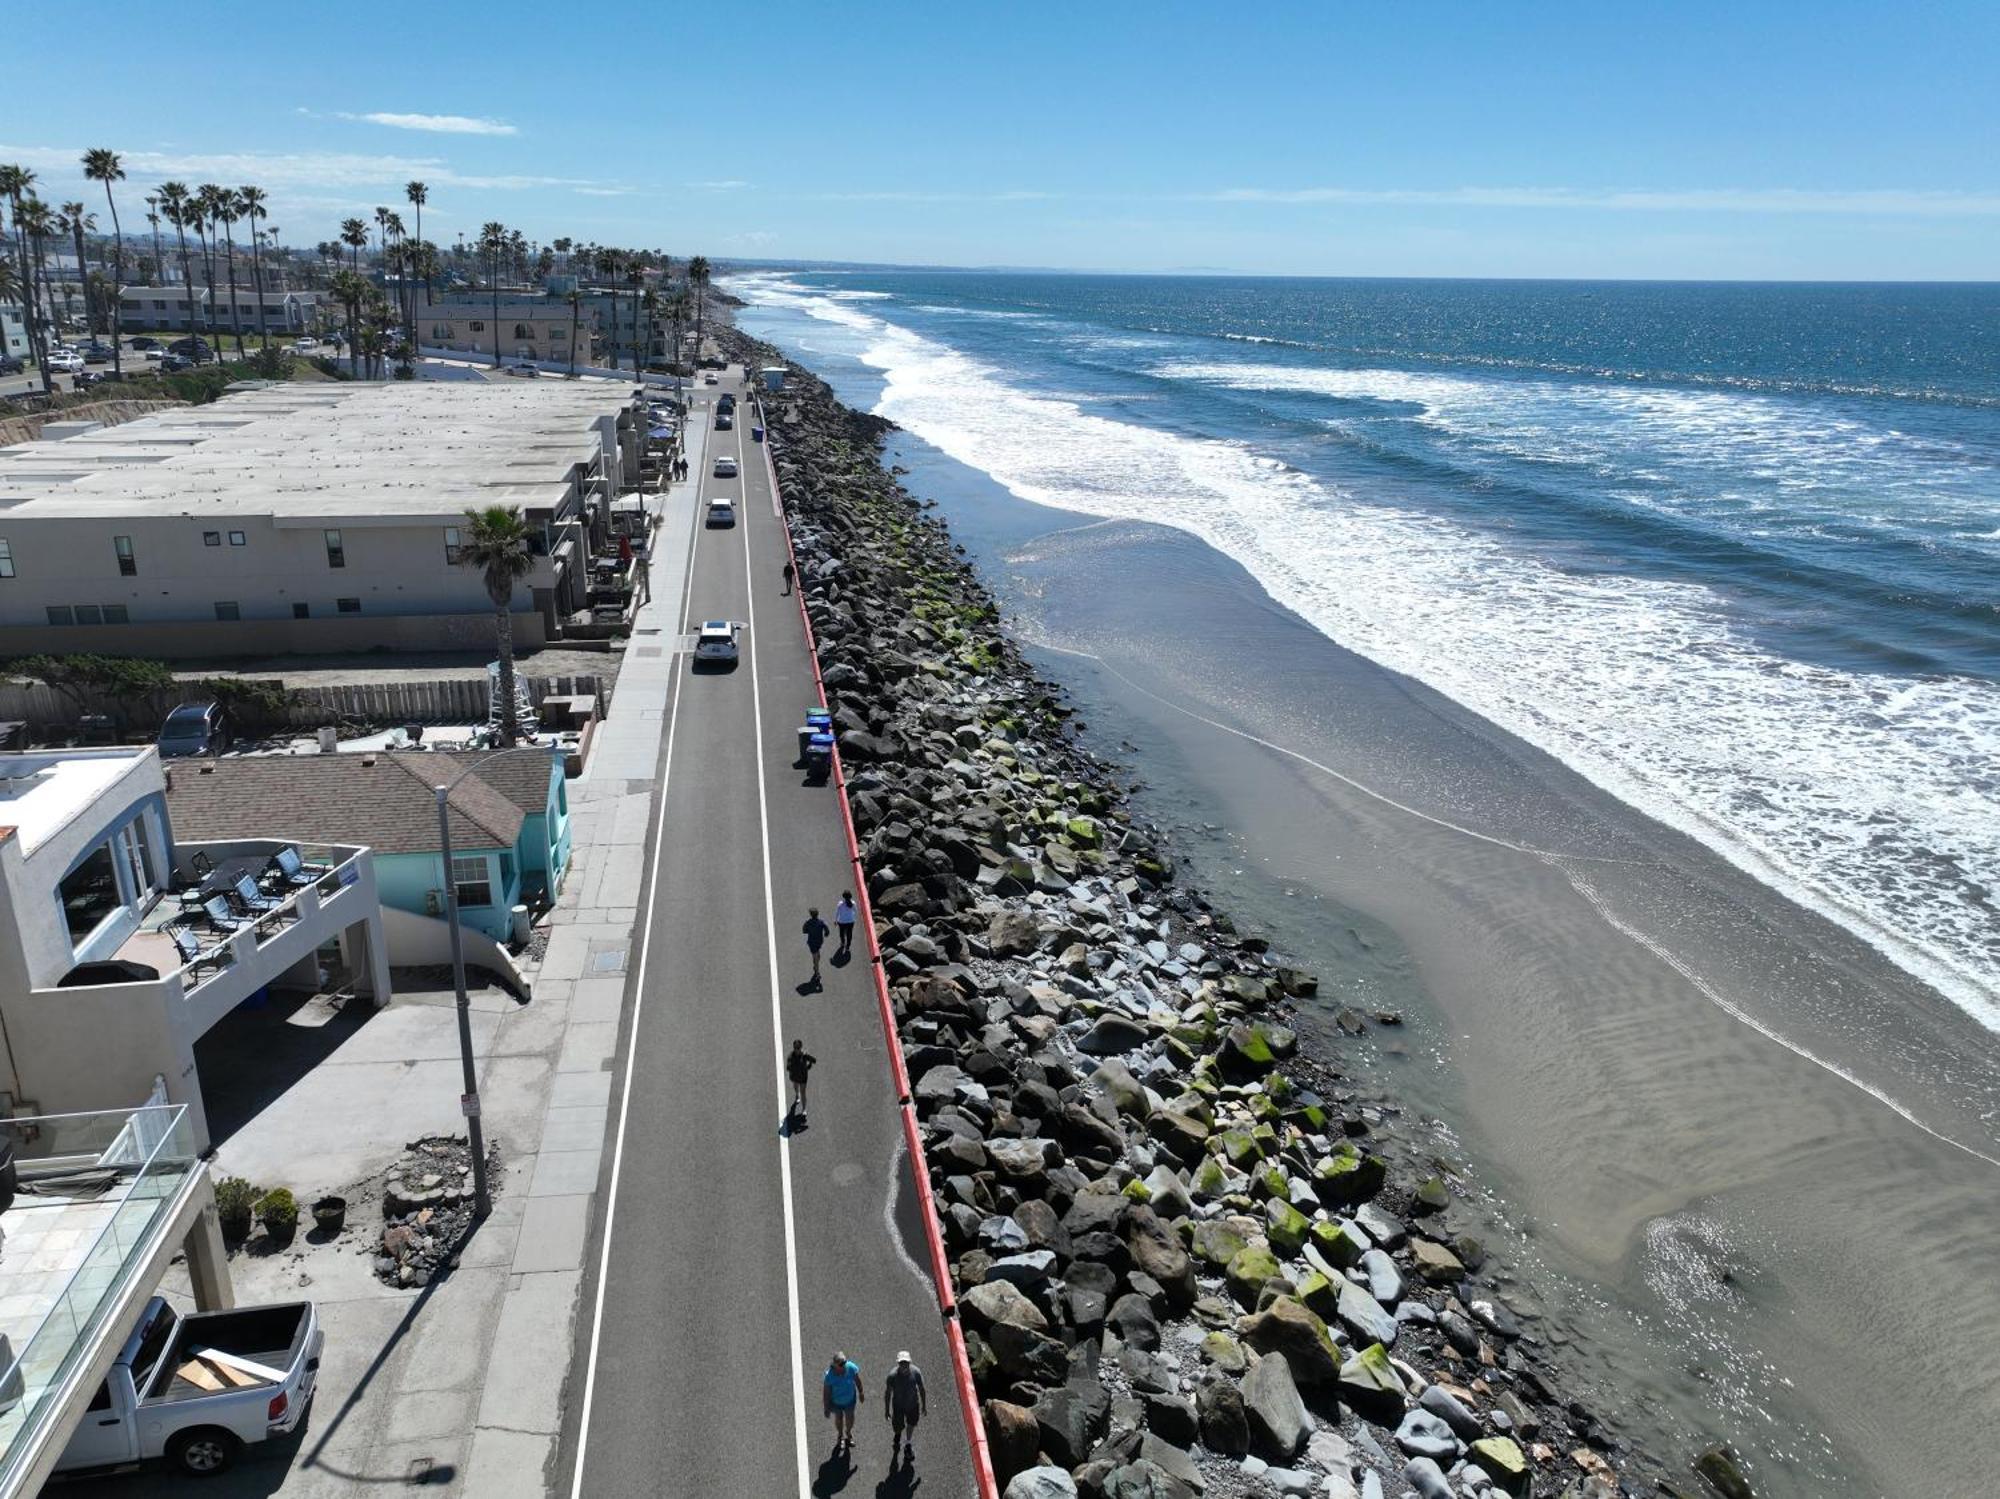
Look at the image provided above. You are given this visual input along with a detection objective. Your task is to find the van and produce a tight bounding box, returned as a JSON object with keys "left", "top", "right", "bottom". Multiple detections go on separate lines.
{"left": 157, "top": 701, "right": 231, "bottom": 758}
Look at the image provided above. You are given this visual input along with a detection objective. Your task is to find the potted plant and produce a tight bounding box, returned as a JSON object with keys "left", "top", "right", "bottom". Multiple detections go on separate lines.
{"left": 256, "top": 1187, "right": 299, "bottom": 1248}
{"left": 312, "top": 1194, "right": 348, "bottom": 1235}
{"left": 215, "top": 1177, "right": 258, "bottom": 1243}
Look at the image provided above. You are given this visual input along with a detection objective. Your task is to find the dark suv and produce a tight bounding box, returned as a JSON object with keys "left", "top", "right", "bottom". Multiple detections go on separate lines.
{"left": 156, "top": 701, "right": 232, "bottom": 758}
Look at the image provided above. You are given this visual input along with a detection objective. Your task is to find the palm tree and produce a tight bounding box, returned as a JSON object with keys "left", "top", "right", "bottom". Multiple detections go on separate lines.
{"left": 82, "top": 149, "right": 126, "bottom": 374}
{"left": 195, "top": 185, "right": 231, "bottom": 351}
{"left": 144, "top": 192, "right": 163, "bottom": 286}
{"left": 328, "top": 269, "right": 367, "bottom": 378}
{"left": 566, "top": 287, "right": 582, "bottom": 378}
{"left": 687, "top": 255, "right": 711, "bottom": 354}
{"left": 61, "top": 203, "right": 94, "bottom": 337}
{"left": 553, "top": 236, "right": 572, "bottom": 275}
{"left": 216, "top": 191, "right": 244, "bottom": 353}
{"left": 455, "top": 506, "right": 536, "bottom": 745}
{"left": 479, "top": 221, "right": 507, "bottom": 368}
{"left": 625, "top": 262, "right": 645, "bottom": 375}
{"left": 158, "top": 183, "right": 197, "bottom": 342}
{"left": 1, "top": 166, "right": 55, "bottom": 392}
{"left": 340, "top": 217, "right": 368, "bottom": 272}
{"left": 236, "top": 186, "right": 269, "bottom": 348}
{"left": 405, "top": 180, "right": 428, "bottom": 344}
{"left": 17, "top": 197, "right": 59, "bottom": 391}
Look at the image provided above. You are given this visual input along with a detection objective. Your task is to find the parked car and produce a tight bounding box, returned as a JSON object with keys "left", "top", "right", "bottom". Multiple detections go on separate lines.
{"left": 156, "top": 701, "right": 231, "bottom": 758}
{"left": 73, "top": 369, "right": 120, "bottom": 388}
{"left": 167, "top": 337, "right": 213, "bottom": 361}
{"left": 706, "top": 498, "right": 736, "bottom": 528}
{"left": 83, "top": 343, "right": 115, "bottom": 364}
{"left": 46, "top": 350, "right": 84, "bottom": 373}
{"left": 157, "top": 353, "right": 193, "bottom": 372}
{"left": 717, "top": 392, "right": 736, "bottom": 413}
{"left": 703, "top": 372, "right": 718, "bottom": 386}
{"left": 52, "top": 1295, "right": 322, "bottom": 1479}
{"left": 693, "top": 619, "right": 740, "bottom": 668}
{"left": 129, "top": 335, "right": 159, "bottom": 350}
{"left": 142, "top": 347, "right": 166, "bottom": 361}
{"left": 712, "top": 456, "right": 739, "bottom": 478}
{"left": 290, "top": 336, "right": 319, "bottom": 352}
{"left": 504, "top": 363, "right": 540, "bottom": 378}
{"left": 0, "top": 354, "right": 23, "bottom": 375}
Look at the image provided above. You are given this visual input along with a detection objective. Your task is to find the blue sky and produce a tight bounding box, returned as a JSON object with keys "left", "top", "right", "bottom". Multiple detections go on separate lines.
{"left": 5, "top": 0, "right": 1996, "bottom": 278}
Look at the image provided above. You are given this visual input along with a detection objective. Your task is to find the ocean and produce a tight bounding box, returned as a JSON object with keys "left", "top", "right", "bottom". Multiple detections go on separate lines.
{"left": 732, "top": 271, "right": 2000, "bottom": 1027}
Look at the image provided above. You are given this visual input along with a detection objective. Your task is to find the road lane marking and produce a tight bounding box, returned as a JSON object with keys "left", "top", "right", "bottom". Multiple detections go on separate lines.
{"left": 567, "top": 482, "right": 703, "bottom": 1499}
{"left": 738, "top": 380, "right": 814, "bottom": 1497}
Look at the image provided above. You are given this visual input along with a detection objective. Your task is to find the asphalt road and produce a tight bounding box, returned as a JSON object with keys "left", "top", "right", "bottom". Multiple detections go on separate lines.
{"left": 561, "top": 368, "right": 971, "bottom": 1499}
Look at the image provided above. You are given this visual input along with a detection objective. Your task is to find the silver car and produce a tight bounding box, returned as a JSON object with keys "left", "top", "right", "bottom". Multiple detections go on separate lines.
{"left": 693, "top": 620, "right": 740, "bottom": 668}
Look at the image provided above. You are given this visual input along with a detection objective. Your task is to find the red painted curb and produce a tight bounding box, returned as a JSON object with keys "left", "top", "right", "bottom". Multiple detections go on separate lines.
{"left": 756, "top": 397, "right": 999, "bottom": 1499}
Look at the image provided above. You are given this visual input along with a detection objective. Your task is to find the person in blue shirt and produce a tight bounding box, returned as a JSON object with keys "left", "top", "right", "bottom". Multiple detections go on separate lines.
{"left": 822, "top": 1350, "right": 863, "bottom": 1450}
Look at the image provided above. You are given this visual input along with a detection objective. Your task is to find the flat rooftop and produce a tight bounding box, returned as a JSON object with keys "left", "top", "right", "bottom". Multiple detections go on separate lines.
{"left": 0, "top": 750, "right": 152, "bottom": 856}
{"left": 0, "top": 381, "right": 638, "bottom": 522}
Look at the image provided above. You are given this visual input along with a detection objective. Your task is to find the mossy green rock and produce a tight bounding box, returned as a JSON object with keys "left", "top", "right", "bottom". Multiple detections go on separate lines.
{"left": 1199, "top": 1329, "right": 1248, "bottom": 1373}
{"left": 1311, "top": 1219, "right": 1369, "bottom": 1270}
{"left": 1265, "top": 1197, "right": 1310, "bottom": 1255}
{"left": 1065, "top": 816, "right": 1102, "bottom": 847}
{"left": 1216, "top": 1128, "right": 1263, "bottom": 1168}
{"left": 1414, "top": 1175, "right": 1452, "bottom": 1214}
{"left": 1191, "top": 1157, "right": 1229, "bottom": 1199}
{"left": 1218, "top": 1023, "right": 1277, "bottom": 1078}
{"left": 1251, "top": 1165, "right": 1290, "bottom": 1203}
{"left": 1224, "top": 1243, "right": 1282, "bottom": 1306}
{"left": 1295, "top": 1268, "right": 1340, "bottom": 1322}
{"left": 1312, "top": 1144, "right": 1389, "bottom": 1208}
{"left": 1471, "top": 1436, "right": 1530, "bottom": 1496}
{"left": 1189, "top": 1219, "right": 1249, "bottom": 1267}
{"left": 1335, "top": 1341, "right": 1408, "bottom": 1422}
{"left": 1121, "top": 1178, "right": 1152, "bottom": 1203}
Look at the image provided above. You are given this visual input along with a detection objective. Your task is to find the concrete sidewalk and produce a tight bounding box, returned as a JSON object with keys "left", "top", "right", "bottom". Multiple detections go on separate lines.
{"left": 45, "top": 453, "right": 704, "bottom": 1498}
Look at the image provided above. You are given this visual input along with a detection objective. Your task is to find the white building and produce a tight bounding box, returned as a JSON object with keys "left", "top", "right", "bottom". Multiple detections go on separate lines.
{"left": 418, "top": 299, "right": 586, "bottom": 364}
{"left": 0, "top": 746, "right": 390, "bottom": 1151}
{"left": 119, "top": 286, "right": 321, "bottom": 335}
{"left": 0, "top": 382, "right": 644, "bottom": 656}
{"left": 1, "top": 304, "right": 26, "bottom": 360}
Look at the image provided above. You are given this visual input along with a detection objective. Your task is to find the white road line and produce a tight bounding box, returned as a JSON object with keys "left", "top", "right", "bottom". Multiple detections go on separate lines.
{"left": 738, "top": 376, "right": 814, "bottom": 1497}
{"left": 567, "top": 480, "right": 703, "bottom": 1499}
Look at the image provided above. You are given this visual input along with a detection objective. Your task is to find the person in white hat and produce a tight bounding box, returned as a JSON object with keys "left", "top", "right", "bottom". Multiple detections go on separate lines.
{"left": 884, "top": 1350, "right": 927, "bottom": 1464}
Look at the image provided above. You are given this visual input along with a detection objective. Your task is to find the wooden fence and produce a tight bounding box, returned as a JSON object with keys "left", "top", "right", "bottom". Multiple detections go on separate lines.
{"left": 0, "top": 673, "right": 609, "bottom": 737}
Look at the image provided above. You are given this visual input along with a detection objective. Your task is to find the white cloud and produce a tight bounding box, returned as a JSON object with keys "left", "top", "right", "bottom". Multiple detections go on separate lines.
{"left": 687, "top": 180, "right": 751, "bottom": 191}
{"left": 1206, "top": 185, "right": 2000, "bottom": 216}
{"left": 337, "top": 111, "right": 519, "bottom": 137}
{"left": 0, "top": 142, "right": 608, "bottom": 194}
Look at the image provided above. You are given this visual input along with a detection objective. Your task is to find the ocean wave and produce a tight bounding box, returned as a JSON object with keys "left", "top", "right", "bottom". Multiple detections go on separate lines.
{"left": 737, "top": 275, "right": 2000, "bottom": 1023}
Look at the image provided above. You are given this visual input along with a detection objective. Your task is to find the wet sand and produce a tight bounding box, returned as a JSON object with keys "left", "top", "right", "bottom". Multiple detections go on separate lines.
{"left": 889, "top": 437, "right": 2000, "bottom": 1498}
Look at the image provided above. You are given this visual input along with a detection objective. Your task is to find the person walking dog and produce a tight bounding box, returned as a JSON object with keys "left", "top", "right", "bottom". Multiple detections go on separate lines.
{"left": 803, "top": 907, "right": 830, "bottom": 985}
{"left": 834, "top": 892, "right": 858, "bottom": 958}
{"left": 823, "top": 1350, "right": 863, "bottom": 1450}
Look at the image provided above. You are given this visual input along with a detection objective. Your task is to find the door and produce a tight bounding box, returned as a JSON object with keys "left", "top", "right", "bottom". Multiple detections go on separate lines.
{"left": 57, "top": 1379, "right": 136, "bottom": 1469}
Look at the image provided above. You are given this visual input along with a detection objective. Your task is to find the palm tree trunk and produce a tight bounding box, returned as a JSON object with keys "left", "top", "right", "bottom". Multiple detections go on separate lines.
{"left": 174, "top": 226, "right": 196, "bottom": 344}
{"left": 490, "top": 261, "right": 501, "bottom": 370}
{"left": 569, "top": 303, "right": 579, "bottom": 378}
{"left": 223, "top": 226, "right": 243, "bottom": 353}
{"left": 103, "top": 188, "right": 123, "bottom": 375}
{"left": 14, "top": 213, "right": 53, "bottom": 396}
{"left": 494, "top": 603, "right": 519, "bottom": 746}
{"left": 68, "top": 217, "right": 91, "bottom": 338}
{"left": 250, "top": 233, "right": 267, "bottom": 349}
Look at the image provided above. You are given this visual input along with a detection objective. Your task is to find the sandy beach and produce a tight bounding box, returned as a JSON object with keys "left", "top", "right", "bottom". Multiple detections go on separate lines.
{"left": 870, "top": 429, "right": 2000, "bottom": 1498}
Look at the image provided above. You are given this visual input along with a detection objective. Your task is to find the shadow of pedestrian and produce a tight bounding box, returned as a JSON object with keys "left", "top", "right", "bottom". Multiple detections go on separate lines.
{"left": 796, "top": 976, "right": 823, "bottom": 995}
{"left": 780, "top": 1110, "right": 810, "bottom": 1138}
{"left": 811, "top": 1446, "right": 855, "bottom": 1496}
{"left": 830, "top": 949, "right": 853, "bottom": 969}
{"left": 874, "top": 1460, "right": 921, "bottom": 1497}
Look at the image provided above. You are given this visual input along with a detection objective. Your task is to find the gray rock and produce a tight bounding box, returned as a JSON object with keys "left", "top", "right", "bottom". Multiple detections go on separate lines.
{"left": 986, "top": 1250, "right": 1059, "bottom": 1291}
{"left": 1136, "top": 1435, "right": 1205, "bottom": 1493}
{"left": 1335, "top": 1280, "right": 1399, "bottom": 1348}
{"left": 1078, "top": 1013, "right": 1151, "bottom": 1055}
{"left": 1195, "top": 1376, "right": 1249, "bottom": 1456}
{"left": 987, "top": 909, "right": 1043, "bottom": 955}
{"left": 1263, "top": 1469, "right": 1319, "bottom": 1497}
{"left": 977, "top": 1215, "right": 1031, "bottom": 1254}
{"left": 1393, "top": 1409, "right": 1459, "bottom": 1461}
{"left": 1242, "top": 1351, "right": 1311, "bottom": 1460}
{"left": 1354, "top": 1203, "right": 1406, "bottom": 1249}
{"left": 963, "top": 1279, "right": 1049, "bottom": 1332}
{"left": 1322, "top": 1475, "right": 1362, "bottom": 1499}
{"left": 1418, "top": 1383, "right": 1482, "bottom": 1441}
{"left": 1439, "top": 1309, "right": 1481, "bottom": 1356}
{"left": 1359, "top": 1248, "right": 1404, "bottom": 1305}
{"left": 1394, "top": 1300, "right": 1437, "bottom": 1328}
{"left": 1306, "top": 1429, "right": 1354, "bottom": 1473}
{"left": 1359, "top": 1474, "right": 1386, "bottom": 1499}
{"left": 1107, "top": 1292, "right": 1162, "bottom": 1351}
{"left": 1469, "top": 1296, "right": 1523, "bottom": 1339}
{"left": 914, "top": 1064, "right": 971, "bottom": 1106}
{"left": 1106, "top": 1458, "right": 1197, "bottom": 1499}
{"left": 1401, "top": 1456, "right": 1453, "bottom": 1499}
{"left": 1005, "top": 1467, "right": 1079, "bottom": 1499}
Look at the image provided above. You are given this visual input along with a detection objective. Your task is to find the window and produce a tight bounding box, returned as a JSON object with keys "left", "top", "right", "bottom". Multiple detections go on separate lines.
{"left": 46, "top": 605, "right": 73, "bottom": 626}
{"left": 59, "top": 844, "right": 121, "bottom": 944}
{"left": 203, "top": 531, "right": 221, "bottom": 547}
{"left": 292, "top": 602, "right": 310, "bottom": 619}
{"left": 214, "top": 601, "right": 240, "bottom": 621}
{"left": 103, "top": 604, "right": 128, "bottom": 623}
{"left": 0, "top": 538, "right": 15, "bottom": 578}
{"left": 74, "top": 604, "right": 103, "bottom": 625}
{"left": 336, "top": 597, "right": 360, "bottom": 614}
{"left": 513, "top": 323, "right": 532, "bottom": 339}
{"left": 114, "top": 535, "right": 136, "bottom": 576}
{"left": 469, "top": 320, "right": 485, "bottom": 333}
{"left": 324, "top": 529, "right": 345, "bottom": 568}
{"left": 444, "top": 526, "right": 463, "bottom": 565}
{"left": 452, "top": 855, "right": 492, "bottom": 909}
{"left": 431, "top": 323, "right": 451, "bottom": 340}
{"left": 228, "top": 530, "right": 246, "bottom": 547}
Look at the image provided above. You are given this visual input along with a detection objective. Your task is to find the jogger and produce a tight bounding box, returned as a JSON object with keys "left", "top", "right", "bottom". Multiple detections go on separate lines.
{"left": 834, "top": 892, "right": 857, "bottom": 958}
{"left": 787, "top": 1040, "right": 816, "bottom": 1116}
{"left": 803, "top": 907, "right": 829, "bottom": 984}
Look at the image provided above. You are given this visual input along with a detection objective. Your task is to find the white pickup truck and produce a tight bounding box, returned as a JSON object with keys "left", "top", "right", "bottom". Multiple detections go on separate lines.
{"left": 53, "top": 1295, "right": 323, "bottom": 1478}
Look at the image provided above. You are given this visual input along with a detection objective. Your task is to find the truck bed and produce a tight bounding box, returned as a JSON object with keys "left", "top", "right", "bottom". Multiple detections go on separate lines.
{"left": 150, "top": 1303, "right": 312, "bottom": 1405}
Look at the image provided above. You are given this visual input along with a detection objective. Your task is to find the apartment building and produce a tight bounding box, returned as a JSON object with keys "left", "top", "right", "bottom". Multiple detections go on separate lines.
{"left": 118, "top": 286, "right": 321, "bottom": 335}
{"left": 417, "top": 299, "right": 585, "bottom": 363}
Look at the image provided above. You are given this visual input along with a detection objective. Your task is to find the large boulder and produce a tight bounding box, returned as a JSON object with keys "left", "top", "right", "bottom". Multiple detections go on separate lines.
{"left": 1242, "top": 1351, "right": 1311, "bottom": 1460}
{"left": 987, "top": 909, "right": 1043, "bottom": 956}
{"left": 1086, "top": 1058, "right": 1149, "bottom": 1117}
{"left": 1334, "top": 1280, "right": 1399, "bottom": 1348}
{"left": 1224, "top": 1243, "right": 1282, "bottom": 1307}
{"left": 1216, "top": 1024, "right": 1278, "bottom": 1079}
{"left": 1238, "top": 1297, "right": 1340, "bottom": 1388}
{"left": 1032, "top": 1385, "right": 1103, "bottom": 1468}
{"left": 989, "top": 1321, "right": 1068, "bottom": 1384}
{"left": 1123, "top": 1204, "right": 1196, "bottom": 1308}
{"left": 1311, "top": 1144, "right": 1388, "bottom": 1208}
{"left": 1005, "top": 1467, "right": 1079, "bottom": 1499}
{"left": 1264, "top": 1198, "right": 1310, "bottom": 1256}
{"left": 1335, "top": 1341, "right": 1408, "bottom": 1423}
{"left": 1106, "top": 1457, "right": 1198, "bottom": 1499}
{"left": 983, "top": 1398, "right": 1041, "bottom": 1485}
{"left": 1470, "top": 1436, "right": 1531, "bottom": 1496}
{"left": 962, "top": 1278, "right": 1049, "bottom": 1333}
{"left": 1410, "top": 1239, "right": 1466, "bottom": 1284}
{"left": 1148, "top": 1109, "right": 1209, "bottom": 1166}
{"left": 1189, "top": 1219, "right": 1249, "bottom": 1269}
{"left": 1195, "top": 1375, "right": 1249, "bottom": 1455}
{"left": 1077, "top": 1013, "right": 1150, "bottom": 1056}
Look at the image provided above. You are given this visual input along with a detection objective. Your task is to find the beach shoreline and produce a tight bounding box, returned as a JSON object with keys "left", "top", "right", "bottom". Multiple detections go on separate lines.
{"left": 728, "top": 300, "right": 2000, "bottom": 1499}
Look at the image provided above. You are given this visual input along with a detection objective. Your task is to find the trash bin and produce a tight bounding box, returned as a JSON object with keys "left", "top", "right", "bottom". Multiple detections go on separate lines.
{"left": 805, "top": 707, "right": 832, "bottom": 733}
{"left": 796, "top": 725, "right": 817, "bottom": 764}
{"left": 511, "top": 905, "right": 531, "bottom": 945}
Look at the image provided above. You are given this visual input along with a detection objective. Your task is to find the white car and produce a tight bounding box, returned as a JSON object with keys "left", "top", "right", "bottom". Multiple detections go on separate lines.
{"left": 693, "top": 619, "right": 740, "bottom": 666}
{"left": 504, "top": 363, "right": 540, "bottom": 378}
{"left": 703, "top": 372, "right": 719, "bottom": 386}
{"left": 712, "top": 455, "right": 739, "bottom": 479}
{"left": 705, "top": 498, "right": 736, "bottom": 528}
{"left": 46, "top": 351, "right": 84, "bottom": 373}
{"left": 143, "top": 348, "right": 166, "bottom": 361}
{"left": 291, "top": 337, "right": 320, "bottom": 353}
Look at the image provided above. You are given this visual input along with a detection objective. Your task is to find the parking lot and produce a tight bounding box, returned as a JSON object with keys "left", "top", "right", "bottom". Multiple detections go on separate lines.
{"left": 0, "top": 328, "right": 316, "bottom": 400}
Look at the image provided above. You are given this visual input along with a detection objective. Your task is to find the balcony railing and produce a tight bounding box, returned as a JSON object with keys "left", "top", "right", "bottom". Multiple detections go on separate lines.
{"left": 0, "top": 1106, "right": 201, "bottom": 1492}
{"left": 161, "top": 842, "right": 366, "bottom": 1005}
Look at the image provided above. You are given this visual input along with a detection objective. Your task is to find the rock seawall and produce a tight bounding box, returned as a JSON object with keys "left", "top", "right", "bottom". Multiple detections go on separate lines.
{"left": 724, "top": 327, "right": 1673, "bottom": 1499}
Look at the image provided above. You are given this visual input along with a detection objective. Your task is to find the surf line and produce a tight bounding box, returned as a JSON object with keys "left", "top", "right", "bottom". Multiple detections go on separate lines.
{"left": 1036, "top": 640, "right": 1652, "bottom": 867}
{"left": 1039, "top": 640, "right": 2000, "bottom": 1175}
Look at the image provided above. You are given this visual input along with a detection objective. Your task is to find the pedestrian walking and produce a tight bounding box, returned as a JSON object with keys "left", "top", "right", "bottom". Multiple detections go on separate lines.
{"left": 787, "top": 1040, "right": 816, "bottom": 1118}
{"left": 823, "top": 1350, "right": 863, "bottom": 1450}
{"left": 782, "top": 559, "right": 795, "bottom": 595}
{"left": 834, "top": 892, "right": 858, "bottom": 958}
{"left": 884, "top": 1351, "right": 926, "bottom": 1464}
{"left": 803, "top": 907, "right": 830, "bottom": 985}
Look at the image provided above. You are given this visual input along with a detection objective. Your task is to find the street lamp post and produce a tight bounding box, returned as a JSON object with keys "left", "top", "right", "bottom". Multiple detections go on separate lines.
{"left": 434, "top": 743, "right": 563, "bottom": 1220}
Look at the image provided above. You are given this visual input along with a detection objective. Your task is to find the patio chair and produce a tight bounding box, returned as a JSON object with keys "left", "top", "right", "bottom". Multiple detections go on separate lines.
{"left": 201, "top": 895, "right": 246, "bottom": 933}
{"left": 231, "top": 874, "right": 283, "bottom": 916}
{"left": 167, "top": 923, "right": 203, "bottom": 965}
{"left": 268, "top": 845, "right": 321, "bottom": 887}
